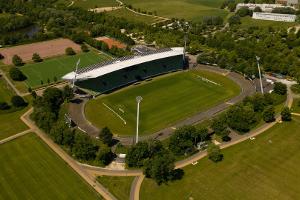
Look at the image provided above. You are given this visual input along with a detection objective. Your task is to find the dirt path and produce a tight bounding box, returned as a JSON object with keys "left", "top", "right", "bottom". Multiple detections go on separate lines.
{"left": 0, "top": 70, "right": 29, "bottom": 96}
{"left": 0, "top": 129, "right": 31, "bottom": 145}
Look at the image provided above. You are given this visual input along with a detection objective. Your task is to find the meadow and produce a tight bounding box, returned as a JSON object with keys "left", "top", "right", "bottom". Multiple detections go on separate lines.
{"left": 56, "top": 0, "right": 118, "bottom": 9}
{"left": 0, "top": 133, "right": 102, "bottom": 200}
{"left": 140, "top": 117, "right": 300, "bottom": 200}
{"left": 20, "top": 51, "right": 110, "bottom": 88}
{"left": 121, "top": 0, "right": 229, "bottom": 22}
{"left": 85, "top": 70, "right": 240, "bottom": 136}
{"left": 240, "top": 16, "right": 296, "bottom": 29}
{"left": 97, "top": 176, "right": 134, "bottom": 200}
{"left": 107, "top": 8, "right": 158, "bottom": 24}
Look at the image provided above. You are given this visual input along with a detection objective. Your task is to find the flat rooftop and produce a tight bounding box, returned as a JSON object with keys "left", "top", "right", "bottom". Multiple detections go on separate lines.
{"left": 63, "top": 47, "right": 184, "bottom": 81}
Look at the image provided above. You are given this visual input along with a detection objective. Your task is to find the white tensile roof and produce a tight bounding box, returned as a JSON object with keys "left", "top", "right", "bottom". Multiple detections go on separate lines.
{"left": 62, "top": 47, "right": 184, "bottom": 81}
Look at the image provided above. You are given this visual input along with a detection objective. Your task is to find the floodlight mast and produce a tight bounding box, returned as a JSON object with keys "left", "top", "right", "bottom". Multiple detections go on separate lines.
{"left": 72, "top": 59, "right": 80, "bottom": 88}
{"left": 135, "top": 96, "right": 143, "bottom": 144}
{"left": 256, "top": 56, "right": 264, "bottom": 94}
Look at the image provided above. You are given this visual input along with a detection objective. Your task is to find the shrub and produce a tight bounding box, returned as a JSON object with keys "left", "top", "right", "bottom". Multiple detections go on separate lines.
{"left": 281, "top": 107, "right": 292, "bottom": 121}
{"left": 65, "top": 47, "right": 76, "bottom": 55}
{"left": 12, "top": 55, "right": 23, "bottom": 66}
{"left": 228, "top": 15, "right": 241, "bottom": 26}
{"left": 81, "top": 44, "right": 89, "bottom": 52}
{"left": 11, "top": 95, "right": 27, "bottom": 107}
{"left": 9, "top": 67, "right": 26, "bottom": 81}
{"left": 0, "top": 53, "right": 4, "bottom": 60}
{"left": 254, "top": 6, "right": 262, "bottom": 12}
{"left": 32, "top": 53, "right": 43, "bottom": 62}
{"left": 237, "top": 7, "right": 252, "bottom": 17}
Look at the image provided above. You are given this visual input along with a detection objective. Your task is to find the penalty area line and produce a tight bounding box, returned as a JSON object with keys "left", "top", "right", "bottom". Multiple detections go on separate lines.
{"left": 103, "top": 103, "right": 127, "bottom": 125}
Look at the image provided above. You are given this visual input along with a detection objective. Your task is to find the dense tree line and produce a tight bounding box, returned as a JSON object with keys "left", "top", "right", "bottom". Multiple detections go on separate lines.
{"left": 31, "top": 87, "right": 115, "bottom": 166}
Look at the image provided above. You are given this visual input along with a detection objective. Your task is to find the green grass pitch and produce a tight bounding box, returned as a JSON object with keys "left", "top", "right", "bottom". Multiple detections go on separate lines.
{"left": 121, "top": 0, "right": 229, "bottom": 22}
{"left": 0, "top": 133, "right": 102, "bottom": 200}
{"left": 85, "top": 70, "right": 240, "bottom": 136}
{"left": 20, "top": 51, "right": 110, "bottom": 88}
{"left": 140, "top": 116, "right": 300, "bottom": 200}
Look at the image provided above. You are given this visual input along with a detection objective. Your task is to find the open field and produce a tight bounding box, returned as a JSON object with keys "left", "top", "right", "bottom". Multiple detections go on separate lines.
{"left": 121, "top": 0, "right": 228, "bottom": 22}
{"left": 95, "top": 36, "right": 126, "bottom": 49}
{"left": 97, "top": 176, "right": 134, "bottom": 200}
{"left": 107, "top": 8, "right": 158, "bottom": 24}
{"left": 240, "top": 16, "right": 297, "bottom": 29}
{"left": 141, "top": 117, "right": 300, "bottom": 200}
{"left": 0, "top": 38, "right": 81, "bottom": 65}
{"left": 291, "top": 98, "right": 300, "bottom": 113}
{"left": 85, "top": 70, "right": 240, "bottom": 136}
{"left": 0, "top": 133, "right": 102, "bottom": 200}
{"left": 20, "top": 51, "right": 110, "bottom": 87}
{"left": 57, "top": 0, "right": 118, "bottom": 9}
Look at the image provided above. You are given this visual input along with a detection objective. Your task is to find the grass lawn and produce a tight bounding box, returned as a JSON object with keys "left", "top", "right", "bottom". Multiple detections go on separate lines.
{"left": 240, "top": 16, "right": 296, "bottom": 29}
{"left": 20, "top": 51, "right": 110, "bottom": 88}
{"left": 141, "top": 117, "right": 300, "bottom": 200}
{"left": 97, "top": 176, "right": 134, "bottom": 200}
{"left": 85, "top": 70, "right": 240, "bottom": 136}
{"left": 121, "top": 0, "right": 228, "bottom": 22}
{"left": 291, "top": 98, "right": 300, "bottom": 113}
{"left": 56, "top": 0, "right": 117, "bottom": 9}
{"left": 0, "top": 77, "right": 14, "bottom": 103}
{"left": 107, "top": 8, "right": 158, "bottom": 24}
{"left": 0, "top": 133, "right": 102, "bottom": 200}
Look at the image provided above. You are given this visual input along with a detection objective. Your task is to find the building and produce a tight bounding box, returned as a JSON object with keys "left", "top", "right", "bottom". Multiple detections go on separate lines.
{"left": 236, "top": 3, "right": 295, "bottom": 12}
{"left": 276, "top": 0, "right": 299, "bottom": 6}
{"left": 252, "top": 12, "right": 296, "bottom": 22}
{"left": 62, "top": 47, "right": 185, "bottom": 94}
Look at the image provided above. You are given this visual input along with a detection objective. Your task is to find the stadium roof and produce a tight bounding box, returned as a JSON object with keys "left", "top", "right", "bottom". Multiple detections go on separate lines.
{"left": 62, "top": 47, "right": 184, "bottom": 81}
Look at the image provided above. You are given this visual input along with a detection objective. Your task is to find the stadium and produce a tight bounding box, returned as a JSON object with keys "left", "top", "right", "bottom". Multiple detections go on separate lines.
{"left": 63, "top": 47, "right": 185, "bottom": 94}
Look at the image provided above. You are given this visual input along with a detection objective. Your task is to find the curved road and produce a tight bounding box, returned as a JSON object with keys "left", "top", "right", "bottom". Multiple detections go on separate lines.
{"left": 69, "top": 65, "right": 256, "bottom": 145}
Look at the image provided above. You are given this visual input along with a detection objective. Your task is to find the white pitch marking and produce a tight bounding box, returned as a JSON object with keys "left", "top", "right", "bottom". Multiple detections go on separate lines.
{"left": 103, "top": 103, "right": 127, "bottom": 125}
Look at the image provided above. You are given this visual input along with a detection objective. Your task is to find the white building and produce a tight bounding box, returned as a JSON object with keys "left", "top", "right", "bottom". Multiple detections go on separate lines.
{"left": 252, "top": 12, "right": 296, "bottom": 22}
{"left": 236, "top": 3, "right": 295, "bottom": 12}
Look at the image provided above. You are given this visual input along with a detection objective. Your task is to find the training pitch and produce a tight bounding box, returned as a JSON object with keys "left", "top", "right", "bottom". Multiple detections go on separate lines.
{"left": 85, "top": 69, "right": 240, "bottom": 136}
{"left": 121, "top": 0, "right": 228, "bottom": 22}
{"left": 0, "top": 133, "right": 101, "bottom": 200}
{"left": 20, "top": 51, "right": 110, "bottom": 87}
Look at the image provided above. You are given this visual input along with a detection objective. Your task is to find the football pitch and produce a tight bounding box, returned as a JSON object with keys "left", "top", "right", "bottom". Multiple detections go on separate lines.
{"left": 0, "top": 133, "right": 102, "bottom": 200}
{"left": 140, "top": 117, "right": 300, "bottom": 200}
{"left": 85, "top": 70, "right": 240, "bottom": 136}
{"left": 20, "top": 51, "right": 110, "bottom": 88}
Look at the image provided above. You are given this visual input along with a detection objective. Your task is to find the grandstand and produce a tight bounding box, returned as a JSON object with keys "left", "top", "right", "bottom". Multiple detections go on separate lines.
{"left": 62, "top": 47, "right": 185, "bottom": 94}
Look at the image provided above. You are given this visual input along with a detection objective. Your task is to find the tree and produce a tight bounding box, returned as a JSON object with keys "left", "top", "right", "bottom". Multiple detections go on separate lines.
{"left": 65, "top": 47, "right": 76, "bottom": 55}
{"left": 228, "top": 15, "right": 241, "bottom": 26}
{"left": 263, "top": 106, "right": 275, "bottom": 122}
{"left": 9, "top": 67, "right": 26, "bottom": 81}
{"left": 31, "top": 109, "right": 57, "bottom": 133}
{"left": 96, "top": 146, "right": 115, "bottom": 165}
{"left": 0, "top": 53, "right": 4, "bottom": 60}
{"left": 207, "top": 143, "right": 223, "bottom": 162}
{"left": 99, "top": 127, "right": 113, "bottom": 146}
{"left": 126, "top": 142, "right": 150, "bottom": 167}
{"left": 236, "top": 7, "right": 251, "bottom": 17}
{"left": 169, "top": 126, "right": 196, "bottom": 155}
{"left": 254, "top": 6, "right": 262, "bottom": 12}
{"left": 72, "top": 132, "right": 97, "bottom": 160}
{"left": 211, "top": 117, "right": 230, "bottom": 141}
{"left": 62, "top": 85, "right": 74, "bottom": 102}
{"left": 12, "top": 55, "right": 23, "bottom": 66}
{"left": 81, "top": 44, "right": 89, "bottom": 52}
{"left": 144, "top": 151, "right": 175, "bottom": 185}
{"left": 281, "top": 107, "right": 292, "bottom": 121}
{"left": 42, "top": 87, "right": 64, "bottom": 112}
{"left": 32, "top": 53, "right": 42, "bottom": 62}
{"left": 11, "top": 95, "right": 26, "bottom": 107}
{"left": 0, "top": 102, "right": 9, "bottom": 110}
{"left": 273, "top": 82, "right": 287, "bottom": 95}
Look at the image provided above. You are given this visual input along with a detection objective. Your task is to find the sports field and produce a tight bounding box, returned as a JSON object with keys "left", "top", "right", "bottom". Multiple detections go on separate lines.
{"left": 121, "top": 0, "right": 228, "bottom": 22}
{"left": 0, "top": 133, "right": 102, "bottom": 200}
{"left": 97, "top": 176, "right": 134, "bottom": 200}
{"left": 63, "top": 0, "right": 117, "bottom": 8}
{"left": 20, "top": 51, "right": 110, "bottom": 87}
{"left": 107, "top": 8, "right": 158, "bottom": 24}
{"left": 141, "top": 117, "right": 300, "bottom": 200}
{"left": 85, "top": 70, "right": 240, "bottom": 136}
